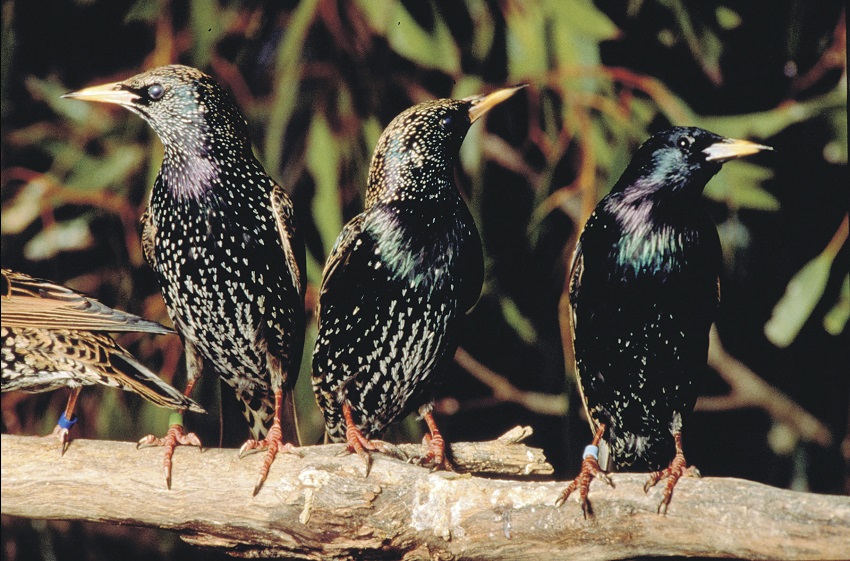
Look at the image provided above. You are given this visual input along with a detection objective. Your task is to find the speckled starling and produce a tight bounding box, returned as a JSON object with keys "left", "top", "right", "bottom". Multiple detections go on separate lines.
{"left": 312, "top": 86, "right": 524, "bottom": 471}
{"left": 556, "top": 127, "right": 772, "bottom": 515}
{"left": 1, "top": 269, "right": 204, "bottom": 454}
{"left": 63, "top": 65, "right": 305, "bottom": 493}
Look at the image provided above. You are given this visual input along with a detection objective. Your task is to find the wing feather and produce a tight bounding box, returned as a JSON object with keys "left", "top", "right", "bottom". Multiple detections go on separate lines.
{"left": 1, "top": 269, "right": 172, "bottom": 334}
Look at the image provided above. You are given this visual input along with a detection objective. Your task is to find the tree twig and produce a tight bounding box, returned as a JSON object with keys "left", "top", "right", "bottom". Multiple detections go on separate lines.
{"left": 453, "top": 348, "right": 569, "bottom": 416}
{"left": 3, "top": 432, "right": 848, "bottom": 560}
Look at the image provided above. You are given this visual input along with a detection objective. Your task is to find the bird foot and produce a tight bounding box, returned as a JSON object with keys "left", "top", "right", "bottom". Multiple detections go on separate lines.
{"left": 239, "top": 423, "right": 301, "bottom": 496}
{"left": 340, "top": 424, "right": 401, "bottom": 476}
{"left": 137, "top": 422, "right": 202, "bottom": 490}
{"left": 47, "top": 412, "right": 78, "bottom": 456}
{"left": 555, "top": 454, "right": 614, "bottom": 518}
{"left": 410, "top": 432, "right": 454, "bottom": 472}
{"left": 643, "top": 451, "right": 699, "bottom": 514}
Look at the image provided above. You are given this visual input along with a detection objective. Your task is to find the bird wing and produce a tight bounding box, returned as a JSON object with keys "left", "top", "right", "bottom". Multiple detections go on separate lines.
{"left": 141, "top": 207, "right": 157, "bottom": 270}
{"left": 1, "top": 269, "right": 172, "bottom": 334}
{"left": 269, "top": 184, "right": 305, "bottom": 300}
{"left": 458, "top": 220, "right": 484, "bottom": 315}
{"left": 317, "top": 213, "right": 366, "bottom": 305}
{"left": 567, "top": 238, "right": 584, "bottom": 317}
{"left": 103, "top": 341, "right": 205, "bottom": 413}
{"left": 566, "top": 238, "right": 601, "bottom": 438}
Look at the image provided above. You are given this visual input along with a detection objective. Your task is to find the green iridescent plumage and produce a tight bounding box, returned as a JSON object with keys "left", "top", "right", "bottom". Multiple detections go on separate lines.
{"left": 312, "top": 87, "right": 524, "bottom": 470}
{"left": 558, "top": 127, "right": 771, "bottom": 516}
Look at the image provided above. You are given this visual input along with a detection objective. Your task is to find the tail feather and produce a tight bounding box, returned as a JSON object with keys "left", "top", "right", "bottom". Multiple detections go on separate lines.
{"left": 109, "top": 353, "right": 205, "bottom": 413}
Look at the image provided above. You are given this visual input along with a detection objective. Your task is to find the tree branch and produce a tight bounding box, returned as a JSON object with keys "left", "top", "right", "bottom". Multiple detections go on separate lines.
{"left": 3, "top": 432, "right": 848, "bottom": 560}
{"left": 453, "top": 348, "right": 569, "bottom": 416}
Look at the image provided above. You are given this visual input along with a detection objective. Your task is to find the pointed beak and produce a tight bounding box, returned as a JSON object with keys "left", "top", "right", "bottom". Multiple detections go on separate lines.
{"left": 467, "top": 84, "right": 527, "bottom": 123}
{"left": 62, "top": 81, "right": 139, "bottom": 106}
{"left": 703, "top": 137, "right": 773, "bottom": 162}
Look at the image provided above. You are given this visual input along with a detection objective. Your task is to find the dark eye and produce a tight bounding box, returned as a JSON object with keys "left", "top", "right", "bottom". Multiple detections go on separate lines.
{"left": 148, "top": 84, "right": 164, "bottom": 100}
{"left": 677, "top": 135, "right": 694, "bottom": 149}
{"left": 441, "top": 115, "right": 453, "bottom": 130}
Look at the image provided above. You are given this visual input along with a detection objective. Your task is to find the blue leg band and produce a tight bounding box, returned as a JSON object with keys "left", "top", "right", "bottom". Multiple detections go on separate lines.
{"left": 58, "top": 412, "right": 78, "bottom": 430}
{"left": 583, "top": 444, "right": 599, "bottom": 461}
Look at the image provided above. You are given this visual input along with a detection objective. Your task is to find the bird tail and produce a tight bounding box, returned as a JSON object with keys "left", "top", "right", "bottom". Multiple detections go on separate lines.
{"left": 109, "top": 353, "right": 205, "bottom": 413}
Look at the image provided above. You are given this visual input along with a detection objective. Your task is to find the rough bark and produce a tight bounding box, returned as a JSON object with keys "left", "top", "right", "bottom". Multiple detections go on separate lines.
{"left": 2, "top": 430, "right": 848, "bottom": 560}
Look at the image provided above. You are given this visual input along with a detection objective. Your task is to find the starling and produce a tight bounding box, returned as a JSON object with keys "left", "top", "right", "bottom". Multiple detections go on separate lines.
{"left": 556, "top": 127, "right": 772, "bottom": 516}
{"left": 63, "top": 65, "right": 305, "bottom": 493}
{"left": 312, "top": 86, "right": 524, "bottom": 471}
{"left": 1, "top": 269, "right": 204, "bottom": 454}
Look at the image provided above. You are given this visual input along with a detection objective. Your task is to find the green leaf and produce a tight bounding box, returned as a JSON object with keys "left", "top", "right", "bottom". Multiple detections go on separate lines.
{"left": 698, "top": 84, "right": 846, "bottom": 140}
{"left": 65, "top": 145, "right": 145, "bottom": 192}
{"left": 27, "top": 76, "right": 101, "bottom": 127}
{"left": 500, "top": 295, "right": 538, "bottom": 345}
{"left": 823, "top": 275, "right": 850, "bottom": 336}
{"left": 1, "top": 179, "right": 49, "bottom": 234}
{"left": 24, "top": 216, "right": 94, "bottom": 260}
{"left": 661, "top": 0, "right": 722, "bottom": 85}
{"left": 455, "top": 76, "right": 485, "bottom": 176}
{"left": 361, "top": 117, "right": 384, "bottom": 162}
{"left": 124, "top": 0, "right": 158, "bottom": 23}
{"left": 264, "top": 0, "right": 321, "bottom": 174}
{"left": 823, "top": 106, "right": 848, "bottom": 164}
{"left": 504, "top": 2, "right": 549, "bottom": 80}
{"left": 356, "top": 0, "right": 460, "bottom": 73}
{"left": 764, "top": 252, "right": 834, "bottom": 347}
{"left": 190, "top": 0, "right": 225, "bottom": 68}
{"left": 704, "top": 161, "right": 778, "bottom": 211}
{"left": 716, "top": 6, "right": 742, "bottom": 30}
{"left": 465, "top": 0, "right": 496, "bottom": 61}
{"left": 306, "top": 115, "right": 344, "bottom": 256}
{"left": 559, "top": 0, "right": 619, "bottom": 40}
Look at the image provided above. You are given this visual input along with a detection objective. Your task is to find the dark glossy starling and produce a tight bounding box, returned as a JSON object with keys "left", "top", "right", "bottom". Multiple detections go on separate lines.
{"left": 63, "top": 65, "right": 305, "bottom": 493}
{"left": 1, "top": 269, "right": 204, "bottom": 454}
{"left": 556, "top": 127, "right": 772, "bottom": 516}
{"left": 312, "top": 86, "right": 524, "bottom": 471}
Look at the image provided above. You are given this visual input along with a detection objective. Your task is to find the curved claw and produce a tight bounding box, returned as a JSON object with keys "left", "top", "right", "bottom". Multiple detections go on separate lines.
{"left": 555, "top": 455, "right": 612, "bottom": 519}
{"left": 48, "top": 425, "right": 72, "bottom": 457}
{"left": 239, "top": 427, "right": 302, "bottom": 496}
{"left": 340, "top": 403, "right": 400, "bottom": 477}
{"left": 345, "top": 438, "right": 401, "bottom": 477}
{"left": 135, "top": 424, "right": 202, "bottom": 490}
{"left": 410, "top": 432, "right": 454, "bottom": 472}
{"left": 49, "top": 412, "right": 78, "bottom": 456}
{"left": 644, "top": 434, "right": 698, "bottom": 514}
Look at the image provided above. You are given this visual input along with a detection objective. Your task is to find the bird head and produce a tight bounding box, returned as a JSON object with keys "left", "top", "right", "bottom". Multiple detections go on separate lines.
{"left": 63, "top": 65, "right": 250, "bottom": 158}
{"left": 617, "top": 126, "right": 773, "bottom": 198}
{"left": 365, "top": 85, "right": 525, "bottom": 206}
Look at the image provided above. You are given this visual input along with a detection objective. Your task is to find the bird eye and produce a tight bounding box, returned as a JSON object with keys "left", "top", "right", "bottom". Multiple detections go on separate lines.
{"left": 677, "top": 136, "right": 694, "bottom": 149}
{"left": 441, "top": 115, "right": 453, "bottom": 130}
{"left": 147, "top": 84, "right": 165, "bottom": 100}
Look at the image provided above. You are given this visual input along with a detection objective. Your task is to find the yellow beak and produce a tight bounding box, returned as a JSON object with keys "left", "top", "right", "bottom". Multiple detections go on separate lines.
{"left": 467, "top": 84, "right": 527, "bottom": 123}
{"left": 62, "top": 81, "right": 139, "bottom": 106}
{"left": 703, "top": 138, "right": 773, "bottom": 162}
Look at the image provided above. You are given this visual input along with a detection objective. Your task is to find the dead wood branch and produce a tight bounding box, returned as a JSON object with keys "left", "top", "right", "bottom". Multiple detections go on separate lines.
{"left": 2, "top": 431, "right": 849, "bottom": 560}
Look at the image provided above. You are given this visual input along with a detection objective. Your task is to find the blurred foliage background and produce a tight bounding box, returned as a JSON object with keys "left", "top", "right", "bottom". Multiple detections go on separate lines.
{"left": 1, "top": 0, "right": 847, "bottom": 559}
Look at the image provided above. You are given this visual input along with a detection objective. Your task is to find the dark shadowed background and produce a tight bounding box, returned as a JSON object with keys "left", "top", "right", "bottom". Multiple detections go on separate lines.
{"left": 1, "top": 1, "right": 847, "bottom": 560}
